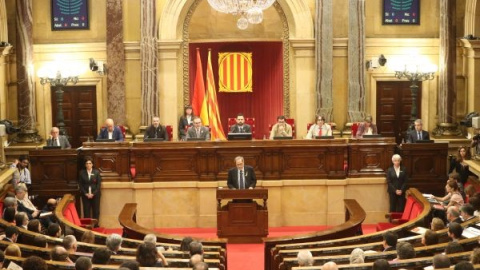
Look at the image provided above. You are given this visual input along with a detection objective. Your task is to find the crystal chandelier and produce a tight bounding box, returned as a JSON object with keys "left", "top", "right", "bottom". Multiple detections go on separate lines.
{"left": 207, "top": 0, "right": 276, "bottom": 30}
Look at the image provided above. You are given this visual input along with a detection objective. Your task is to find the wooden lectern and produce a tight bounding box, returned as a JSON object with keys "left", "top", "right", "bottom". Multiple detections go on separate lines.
{"left": 216, "top": 188, "right": 268, "bottom": 243}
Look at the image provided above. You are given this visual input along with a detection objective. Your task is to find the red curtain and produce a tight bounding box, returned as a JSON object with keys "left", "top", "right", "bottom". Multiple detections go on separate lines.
{"left": 189, "top": 42, "right": 284, "bottom": 139}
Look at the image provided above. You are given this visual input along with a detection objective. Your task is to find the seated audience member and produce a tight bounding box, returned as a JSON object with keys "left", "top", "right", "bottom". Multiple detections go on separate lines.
{"left": 392, "top": 242, "right": 415, "bottom": 262}
{"left": 75, "top": 256, "right": 92, "bottom": 270}
{"left": 144, "top": 116, "right": 169, "bottom": 141}
{"left": 448, "top": 222, "right": 463, "bottom": 241}
{"left": 39, "top": 198, "right": 59, "bottom": 229}
{"left": 445, "top": 241, "right": 464, "bottom": 254}
{"left": 81, "top": 230, "right": 95, "bottom": 244}
{"left": 230, "top": 113, "right": 251, "bottom": 133}
{"left": 120, "top": 261, "right": 140, "bottom": 270}
{"left": 460, "top": 203, "right": 475, "bottom": 221}
{"left": 465, "top": 185, "right": 476, "bottom": 203}
{"left": 33, "top": 234, "right": 48, "bottom": 248}
{"left": 190, "top": 254, "right": 204, "bottom": 266}
{"left": 27, "top": 219, "right": 42, "bottom": 233}
{"left": 297, "top": 250, "right": 313, "bottom": 266}
{"left": 97, "top": 118, "right": 124, "bottom": 141}
{"left": 180, "top": 236, "right": 194, "bottom": 251}
{"left": 449, "top": 173, "right": 466, "bottom": 199}
{"left": 322, "top": 261, "right": 338, "bottom": 270}
{"left": 51, "top": 246, "right": 74, "bottom": 264}
{"left": 372, "top": 259, "right": 391, "bottom": 270}
{"left": 15, "top": 185, "right": 39, "bottom": 219}
{"left": 447, "top": 206, "right": 463, "bottom": 226}
{"left": 5, "top": 244, "right": 21, "bottom": 257}
{"left": 431, "top": 217, "right": 446, "bottom": 231}
{"left": 355, "top": 115, "right": 378, "bottom": 138}
{"left": 106, "top": 233, "right": 123, "bottom": 254}
{"left": 14, "top": 212, "right": 28, "bottom": 229}
{"left": 189, "top": 241, "right": 204, "bottom": 256}
{"left": 269, "top": 115, "right": 293, "bottom": 139}
{"left": 432, "top": 254, "right": 451, "bottom": 269}
{"left": 22, "top": 256, "right": 48, "bottom": 270}
{"left": 46, "top": 127, "right": 71, "bottom": 149}
{"left": 3, "top": 206, "right": 16, "bottom": 224}
{"left": 306, "top": 115, "right": 332, "bottom": 139}
{"left": 471, "top": 248, "right": 480, "bottom": 264}
{"left": 193, "top": 262, "right": 209, "bottom": 270}
{"left": 349, "top": 248, "right": 365, "bottom": 264}
{"left": 178, "top": 105, "right": 194, "bottom": 140}
{"left": 136, "top": 242, "right": 164, "bottom": 267}
{"left": 3, "top": 197, "right": 17, "bottom": 214}
{"left": 186, "top": 117, "right": 210, "bottom": 141}
{"left": 421, "top": 230, "right": 439, "bottom": 246}
{"left": 63, "top": 235, "right": 78, "bottom": 254}
{"left": 47, "top": 223, "right": 62, "bottom": 238}
{"left": 382, "top": 231, "right": 397, "bottom": 252}
{"left": 434, "top": 180, "right": 464, "bottom": 207}
{"left": 91, "top": 247, "right": 112, "bottom": 264}
{"left": 406, "top": 119, "right": 430, "bottom": 143}
{"left": 143, "top": 233, "right": 168, "bottom": 265}
{"left": 4, "top": 225, "right": 19, "bottom": 242}
{"left": 455, "top": 261, "right": 475, "bottom": 270}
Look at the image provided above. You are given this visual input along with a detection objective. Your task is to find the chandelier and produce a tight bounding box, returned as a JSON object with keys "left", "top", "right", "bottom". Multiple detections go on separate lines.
{"left": 207, "top": 0, "right": 276, "bottom": 30}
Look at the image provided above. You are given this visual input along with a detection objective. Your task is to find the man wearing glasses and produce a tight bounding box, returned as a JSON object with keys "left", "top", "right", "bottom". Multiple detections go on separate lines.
{"left": 46, "top": 127, "right": 71, "bottom": 149}
{"left": 306, "top": 116, "right": 332, "bottom": 139}
{"left": 186, "top": 117, "right": 210, "bottom": 141}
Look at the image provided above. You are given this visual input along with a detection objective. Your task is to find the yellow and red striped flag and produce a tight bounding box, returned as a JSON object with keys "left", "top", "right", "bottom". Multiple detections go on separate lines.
{"left": 218, "top": 52, "right": 252, "bottom": 92}
{"left": 191, "top": 48, "right": 209, "bottom": 125}
{"left": 206, "top": 49, "right": 226, "bottom": 140}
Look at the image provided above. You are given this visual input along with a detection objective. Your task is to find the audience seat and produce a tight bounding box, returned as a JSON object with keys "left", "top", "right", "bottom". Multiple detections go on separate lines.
{"left": 268, "top": 118, "right": 296, "bottom": 138}
{"left": 63, "top": 202, "right": 106, "bottom": 233}
{"left": 227, "top": 117, "right": 256, "bottom": 138}
{"left": 376, "top": 196, "right": 423, "bottom": 231}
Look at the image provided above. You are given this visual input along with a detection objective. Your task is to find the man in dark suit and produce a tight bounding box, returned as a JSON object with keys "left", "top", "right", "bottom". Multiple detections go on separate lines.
{"left": 446, "top": 206, "right": 463, "bottom": 226}
{"left": 97, "top": 118, "right": 124, "bottom": 141}
{"left": 230, "top": 113, "right": 251, "bottom": 133}
{"left": 406, "top": 119, "right": 430, "bottom": 143}
{"left": 227, "top": 156, "right": 256, "bottom": 189}
{"left": 46, "top": 127, "right": 71, "bottom": 149}
{"left": 186, "top": 117, "right": 210, "bottom": 141}
{"left": 382, "top": 231, "right": 397, "bottom": 252}
{"left": 4, "top": 226, "right": 19, "bottom": 243}
{"left": 144, "top": 116, "right": 169, "bottom": 141}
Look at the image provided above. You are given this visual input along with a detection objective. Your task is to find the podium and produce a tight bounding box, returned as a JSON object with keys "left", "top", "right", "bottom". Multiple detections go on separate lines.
{"left": 216, "top": 188, "right": 268, "bottom": 243}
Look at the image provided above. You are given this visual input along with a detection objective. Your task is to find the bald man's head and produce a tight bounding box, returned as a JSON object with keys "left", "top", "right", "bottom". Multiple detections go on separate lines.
{"left": 322, "top": 261, "right": 338, "bottom": 270}
{"left": 105, "top": 119, "right": 114, "bottom": 131}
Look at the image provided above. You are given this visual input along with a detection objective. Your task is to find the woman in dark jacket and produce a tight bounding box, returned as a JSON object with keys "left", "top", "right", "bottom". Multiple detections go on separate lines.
{"left": 78, "top": 158, "right": 102, "bottom": 220}
{"left": 386, "top": 154, "right": 408, "bottom": 212}
{"left": 178, "top": 105, "right": 195, "bottom": 140}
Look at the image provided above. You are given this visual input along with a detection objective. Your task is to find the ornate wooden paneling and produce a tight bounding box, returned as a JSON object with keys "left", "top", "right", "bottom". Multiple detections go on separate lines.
{"left": 348, "top": 137, "right": 396, "bottom": 177}
{"left": 80, "top": 142, "right": 130, "bottom": 182}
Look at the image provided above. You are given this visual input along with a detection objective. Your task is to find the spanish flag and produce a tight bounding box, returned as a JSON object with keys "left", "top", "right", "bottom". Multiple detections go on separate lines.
{"left": 206, "top": 49, "right": 226, "bottom": 140}
{"left": 191, "top": 48, "right": 209, "bottom": 125}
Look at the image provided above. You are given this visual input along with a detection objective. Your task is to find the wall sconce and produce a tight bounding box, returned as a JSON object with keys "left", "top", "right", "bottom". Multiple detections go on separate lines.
{"left": 89, "top": 58, "right": 107, "bottom": 75}
{"left": 366, "top": 54, "right": 387, "bottom": 70}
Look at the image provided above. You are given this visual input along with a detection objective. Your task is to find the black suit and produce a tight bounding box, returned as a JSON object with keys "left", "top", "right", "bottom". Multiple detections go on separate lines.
{"left": 230, "top": 124, "right": 251, "bottom": 133}
{"left": 78, "top": 169, "right": 102, "bottom": 219}
{"left": 406, "top": 130, "right": 430, "bottom": 143}
{"left": 17, "top": 201, "right": 36, "bottom": 220}
{"left": 386, "top": 166, "right": 408, "bottom": 212}
{"left": 144, "top": 125, "right": 169, "bottom": 141}
{"left": 227, "top": 166, "right": 257, "bottom": 189}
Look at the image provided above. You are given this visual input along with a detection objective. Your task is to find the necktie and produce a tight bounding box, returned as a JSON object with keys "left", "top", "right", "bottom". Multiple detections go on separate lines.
{"left": 239, "top": 170, "right": 245, "bottom": 189}
{"left": 154, "top": 128, "right": 158, "bottom": 138}
{"left": 196, "top": 129, "right": 200, "bottom": 137}
{"left": 417, "top": 132, "right": 421, "bottom": 140}
{"left": 318, "top": 126, "right": 322, "bottom": 137}
{"left": 240, "top": 127, "right": 243, "bottom": 133}
{"left": 54, "top": 138, "right": 58, "bottom": 146}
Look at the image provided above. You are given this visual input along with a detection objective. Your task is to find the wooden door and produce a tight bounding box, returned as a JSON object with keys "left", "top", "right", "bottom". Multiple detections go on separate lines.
{"left": 51, "top": 86, "right": 97, "bottom": 148}
{"left": 376, "top": 81, "right": 422, "bottom": 145}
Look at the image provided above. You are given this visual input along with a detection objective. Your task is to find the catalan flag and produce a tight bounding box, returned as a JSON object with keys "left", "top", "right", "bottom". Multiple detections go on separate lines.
{"left": 218, "top": 52, "right": 253, "bottom": 92}
{"left": 206, "top": 49, "right": 226, "bottom": 140}
{"left": 191, "top": 48, "right": 209, "bottom": 125}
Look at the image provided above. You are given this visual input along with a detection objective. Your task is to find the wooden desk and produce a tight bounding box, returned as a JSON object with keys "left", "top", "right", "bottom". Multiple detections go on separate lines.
{"left": 348, "top": 137, "right": 396, "bottom": 177}
{"left": 216, "top": 188, "right": 268, "bottom": 243}
{"left": 80, "top": 142, "right": 130, "bottom": 181}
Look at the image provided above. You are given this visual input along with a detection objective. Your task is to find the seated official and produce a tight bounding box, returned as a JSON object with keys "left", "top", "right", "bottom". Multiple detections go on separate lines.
{"left": 406, "top": 119, "right": 430, "bottom": 143}
{"left": 46, "top": 127, "right": 71, "bottom": 149}
{"left": 230, "top": 113, "right": 251, "bottom": 133}
{"left": 186, "top": 117, "right": 210, "bottom": 141}
{"left": 269, "top": 115, "right": 292, "bottom": 139}
{"left": 144, "top": 116, "right": 169, "bottom": 141}
{"left": 227, "top": 156, "right": 256, "bottom": 189}
{"left": 306, "top": 115, "right": 332, "bottom": 139}
{"left": 355, "top": 116, "right": 378, "bottom": 138}
{"left": 97, "top": 118, "right": 124, "bottom": 141}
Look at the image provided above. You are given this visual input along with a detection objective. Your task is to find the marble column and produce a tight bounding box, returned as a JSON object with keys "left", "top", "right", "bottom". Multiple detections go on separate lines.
{"left": 434, "top": 0, "right": 462, "bottom": 136}
{"left": 106, "top": 0, "right": 126, "bottom": 125}
{"left": 347, "top": 0, "right": 366, "bottom": 123}
{"left": 140, "top": 0, "right": 159, "bottom": 125}
{"left": 14, "top": 0, "right": 41, "bottom": 143}
{"left": 315, "top": 0, "right": 333, "bottom": 121}
{"left": 459, "top": 39, "right": 480, "bottom": 114}
{"left": 0, "top": 0, "right": 7, "bottom": 42}
{"left": 0, "top": 0, "right": 11, "bottom": 121}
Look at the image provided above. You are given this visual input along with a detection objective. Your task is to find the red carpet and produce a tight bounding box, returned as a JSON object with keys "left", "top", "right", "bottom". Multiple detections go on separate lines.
{"left": 105, "top": 224, "right": 377, "bottom": 270}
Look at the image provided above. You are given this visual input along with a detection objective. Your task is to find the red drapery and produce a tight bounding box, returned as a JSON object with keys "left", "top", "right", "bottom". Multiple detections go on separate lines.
{"left": 188, "top": 42, "right": 284, "bottom": 139}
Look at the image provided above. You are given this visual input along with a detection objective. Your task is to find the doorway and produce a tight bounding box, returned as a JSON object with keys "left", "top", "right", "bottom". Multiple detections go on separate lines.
{"left": 376, "top": 81, "right": 422, "bottom": 144}
{"left": 51, "top": 86, "right": 97, "bottom": 148}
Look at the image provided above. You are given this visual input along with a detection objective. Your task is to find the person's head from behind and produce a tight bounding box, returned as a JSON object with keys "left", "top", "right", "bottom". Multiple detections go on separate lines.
{"left": 136, "top": 242, "right": 159, "bottom": 267}
{"left": 422, "top": 229, "right": 439, "bottom": 246}
{"left": 349, "top": 248, "right": 364, "bottom": 264}
{"left": 50, "top": 245, "right": 70, "bottom": 262}
{"left": 322, "top": 261, "right": 338, "bottom": 270}
{"left": 432, "top": 254, "right": 451, "bottom": 269}
{"left": 119, "top": 261, "right": 140, "bottom": 270}
{"left": 22, "top": 256, "right": 48, "bottom": 270}
{"left": 75, "top": 256, "right": 92, "bottom": 270}
{"left": 472, "top": 248, "right": 480, "bottom": 264}
{"left": 190, "top": 254, "right": 203, "bottom": 266}
{"left": 445, "top": 241, "right": 464, "bottom": 254}
{"left": 382, "top": 231, "right": 397, "bottom": 249}
{"left": 47, "top": 223, "right": 62, "bottom": 237}
{"left": 33, "top": 235, "right": 48, "bottom": 248}
{"left": 396, "top": 242, "right": 415, "bottom": 260}
{"left": 3, "top": 197, "right": 17, "bottom": 209}
{"left": 106, "top": 233, "right": 122, "bottom": 252}
{"left": 81, "top": 230, "right": 95, "bottom": 244}
{"left": 455, "top": 261, "right": 475, "bottom": 270}
{"left": 143, "top": 233, "right": 157, "bottom": 245}
{"left": 192, "top": 262, "right": 209, "bottom": 270}
{"left": 14, "top": 211, "right": 28, "bottom": 227}
{"left": 92, "top": 247, "right": 111, "bottom": 264}
{"left": 447, "top": 206, "right": 461, "bottom": 222}
{"left": 431, "top": 217, "right": 446, "bottom": 231}
{"left": 5, "top": 225, "right": 19, "bottom": 242}
{"left": 27, "top": 219, "right": 41, "bottom": 233}
{"left": 460, "top": 204, "right": 475, "bottom": 220}
{"left": 63, "top": 235, "right": 78, "bottom": 253}
{"left": 46, "top": 198, "right": 57, "bottom": 211}
{"left": 4, "top": 206, "right": 16, "bottom": 223}
{"left": 297, "top": 250, "right": 313, "bottom": 266}
{"left": 5, "top": 244, "right": 21, "bottom": 257}
{"left": 448, "top": 222, "right": 463, "bottom": 240}
{"left": 180, "top": 236, "right": 194, "bottom": 251}
{"left": 189, "top": 241, "right": 204, "bottom": 256}
{"left": 372, "top": 259, "right": 390, "bottom": 270}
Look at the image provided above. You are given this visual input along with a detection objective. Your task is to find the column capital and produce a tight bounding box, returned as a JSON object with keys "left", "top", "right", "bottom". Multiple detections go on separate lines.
{"left": 0, "top": 45, "right": 12, "bottom": 56}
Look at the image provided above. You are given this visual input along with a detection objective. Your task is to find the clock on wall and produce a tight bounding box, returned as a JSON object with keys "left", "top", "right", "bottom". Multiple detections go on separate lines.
{"left": 383, "top": 0, "right": 420, "bottom": 25}
{"left": 51, "top": 0, "right": 89, "bottom": 30}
